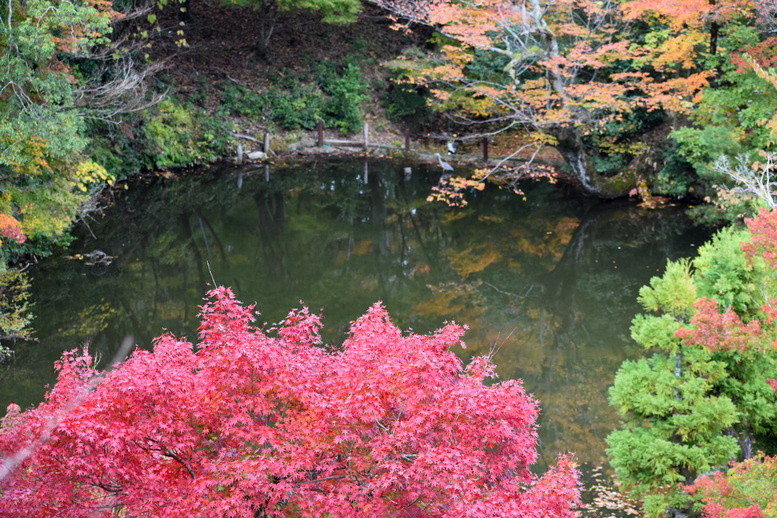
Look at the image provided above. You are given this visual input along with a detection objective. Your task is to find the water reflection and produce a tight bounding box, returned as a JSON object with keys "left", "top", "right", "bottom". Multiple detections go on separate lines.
{"left": 0, "top": 159, "right": 712, "bottom": 470}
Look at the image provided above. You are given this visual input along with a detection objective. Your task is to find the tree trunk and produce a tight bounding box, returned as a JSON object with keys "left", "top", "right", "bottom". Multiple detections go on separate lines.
{"left": 548, "top": 125, "right": 634, "bottom": 198}
{"left": 254, "top": 0, "right": 278, "bottom": 60}
{"left": 709, "top": 0, "right": 719, "bottom": 56}
{"left": 529, "top": 0, "right": 635, "bottom": 199}
{"left": 675, "top": 348, "right": 683, "bottom": 400}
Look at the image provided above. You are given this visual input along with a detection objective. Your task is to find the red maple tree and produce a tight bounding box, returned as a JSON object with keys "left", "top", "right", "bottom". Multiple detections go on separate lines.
{"left": 0, "top": 287, "right": 580, "bottom": 517}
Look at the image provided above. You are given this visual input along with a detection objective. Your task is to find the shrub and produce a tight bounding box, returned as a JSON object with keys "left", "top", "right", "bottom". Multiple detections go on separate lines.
{"left": 142, "top": 99, "right": 229, "bottom": 169}
{"left": 317, "top": 61, "right": 369, "bottom": 134}
{"left": 689, "top": 454, "right": 777, "bottom": 518}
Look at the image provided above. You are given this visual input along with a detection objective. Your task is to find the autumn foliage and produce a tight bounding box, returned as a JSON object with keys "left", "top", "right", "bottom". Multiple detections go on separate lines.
{"left": 687, "top": 455, "right": 777, "bottom": 518}
{"left": 674, "top": 297, "right": 770, "bottom": 353}
{"left": 676, "top": 207, "right": 777, "bottom": 354}
{"left": 0, "top": 215, "right": 25, "bottom": 247}
{"left": 743, "top": 207, "right": 777, "bottom": 269}
{"left": 0, "top": 288, "right": 580, "bottom": 517}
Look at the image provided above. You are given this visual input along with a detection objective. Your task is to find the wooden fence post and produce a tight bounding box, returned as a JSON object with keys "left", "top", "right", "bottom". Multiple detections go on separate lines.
{"left": 405, "top": 128, "right": 411, "bottom": 154}
{"left": 482, "top": 137, "right": 489, "bottom": 163}
{"left": 363, "top": 123, "right": 370, "bottom": 152}
{"left": 317, "top": 121, "right": 324, "bottom": 147}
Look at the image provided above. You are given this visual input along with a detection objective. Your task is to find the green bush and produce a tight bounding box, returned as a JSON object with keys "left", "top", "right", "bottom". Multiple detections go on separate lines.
{"left": 385, "top": 81, "right": 433, "bottom": 130}
{"left": 585, "top": 105, "right": 664, "bottom": 177}
{"left": 317, "top": 62, "right": 368, "bottom": 134}
{"left": 654, "top": 140, "right": 697, "bottom": 198}
{"left": 694, "top": 225, "right": 761, "bottom": 317}
{"left": 220, "top": 60, "right": 368, "bottom": 134}
{"left": 142, "top": 99, "right": 229, "bottom": 169}
{"left": 261, "top": 84, "right": 326, "bottom": 131}
{"left": 221, "top": 83, "right": 267, "bottom": 120}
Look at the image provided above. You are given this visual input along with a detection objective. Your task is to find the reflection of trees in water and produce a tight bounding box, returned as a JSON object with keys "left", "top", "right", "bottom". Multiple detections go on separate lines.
{"left": 254, "top": 189, "right": 288, "bottom": 280}
{"left": 21, "top": 161, "right": 445, "bottom": 341}
{"left": 415, "top": 201, "right": 712, "bottom": 464}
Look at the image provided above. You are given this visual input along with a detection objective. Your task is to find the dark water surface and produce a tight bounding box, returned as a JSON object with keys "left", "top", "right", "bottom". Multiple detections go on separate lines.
{"left": 0, "top": 158, "right": 713, "bottom": 470}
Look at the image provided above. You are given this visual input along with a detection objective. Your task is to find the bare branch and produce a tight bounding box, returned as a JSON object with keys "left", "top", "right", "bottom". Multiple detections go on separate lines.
{"left": 714, "top": 153, "right": 777, "bottom": 209}
{"left": 73, "top": 56, "right": 168, "bottom": 120}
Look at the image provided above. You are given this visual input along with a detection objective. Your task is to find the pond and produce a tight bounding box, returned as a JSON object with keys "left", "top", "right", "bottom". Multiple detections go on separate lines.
{"left": 0, "top": 158, "right": 713, "bottom": 475}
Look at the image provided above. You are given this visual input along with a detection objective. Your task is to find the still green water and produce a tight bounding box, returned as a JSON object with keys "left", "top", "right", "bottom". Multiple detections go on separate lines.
{"left": 0, "top": 158, "right": 712, "bottom": 470}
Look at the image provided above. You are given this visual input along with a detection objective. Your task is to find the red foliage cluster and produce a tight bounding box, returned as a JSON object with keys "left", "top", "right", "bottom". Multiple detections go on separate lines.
{"left": 743, "top": 207, "right": 777, "bottom": 270}
{"left": 676, "top": 209, "right": 777, "bottom": 353}
{"left": 0, "top": 287, "right": 580, "bottom": 517}
{"left": 675, "top": 297, "right": 767, "bottom": 352}
{"left": 0, "top": 214, "right": 25, "bottom": 245}
{"left": 716, "top": 507, "right": 766, "bottom": 518}
{"left": 687, "top": 455, "right": 777, "bottom": 518}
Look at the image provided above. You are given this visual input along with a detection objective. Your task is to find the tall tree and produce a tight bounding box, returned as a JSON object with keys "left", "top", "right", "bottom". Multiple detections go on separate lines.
{"left": 0, "top": 0, "right": 164, "bottom": 346}
{"left": 622, "top": 0, "right": 777, "bottom": 215}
